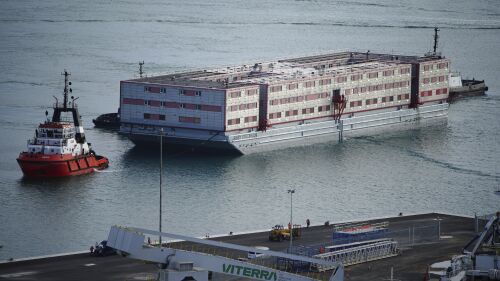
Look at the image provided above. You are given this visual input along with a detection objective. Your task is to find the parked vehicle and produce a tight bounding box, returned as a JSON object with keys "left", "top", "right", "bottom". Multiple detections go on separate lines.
{"left": 247, "top": 246, "right": 270, "bottom": 259}
{"left": 92, "top": 240, "right": 116, "bottom": 257}
{"left": 269, "top": 225, "right": 301, "bottom": 241}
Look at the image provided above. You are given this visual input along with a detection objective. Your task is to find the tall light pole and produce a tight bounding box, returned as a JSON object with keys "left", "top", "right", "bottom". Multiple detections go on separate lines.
{"left": 287, "top": 189, "right": 295, "bottom": 253}
{"left": 159, "top": 128, "right": 163, "bottom": 249}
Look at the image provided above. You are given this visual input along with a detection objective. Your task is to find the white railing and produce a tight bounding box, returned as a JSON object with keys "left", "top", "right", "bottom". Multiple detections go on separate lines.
{"left": 312, "top": 240, "right": 399, "bottom": 271}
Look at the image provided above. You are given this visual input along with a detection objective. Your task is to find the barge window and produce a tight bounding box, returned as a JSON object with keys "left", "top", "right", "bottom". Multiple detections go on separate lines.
{"left": 246, "top": 89, "right": 258, "bottom": 96}
{"left": 227, "top": 118, "right": 240, "bottom": 125}
{"left": 269, "top": 85, "right": 283, "bottom": 92}
{"left": 268, "top": 112, "right": 282, "bottom": 119}
{"left": 383, "top": 70, "right": 395, "bottom": 77}
{"left": 319, "top": 79, "right": 331, "bottom": 86}
{"left": 304, "top": 81, "right": 315, "bottom": 88}
{"left": 438, "top": 62, "right": 448, "bottom": 69}
{"left": 287, "top": 83, "right": 298, "bottom": 90}
{"left": 244, "top": 116, "right": 257, "bottom": 123}
{"left": 180, "top": 116, "right": 201, "bottom": 124}
{"left": 350, "top": 101, "right": 362, "bottom": 107}
{"left": 400, "top": 68, "right": 410, "bottom": 75}
{"left": 229, "top": 91, "right": 241, "bottom": 98}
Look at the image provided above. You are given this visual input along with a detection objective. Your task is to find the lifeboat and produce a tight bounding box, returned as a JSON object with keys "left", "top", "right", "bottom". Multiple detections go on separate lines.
{"left": 17, "top": 70, "right": 109, "bottom": 178}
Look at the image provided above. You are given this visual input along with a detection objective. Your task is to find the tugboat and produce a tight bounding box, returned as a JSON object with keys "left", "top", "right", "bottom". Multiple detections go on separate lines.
{"left": 92, "top": 60, "right": 146, "bottom": 130}
{"left": 92, "top": 111, "right": 120, "bottom": 129}
{"left": 16, "top": 70, "right": 109, "bottom": 178}
{"left": 448, "top": 72, "right": 488, "bottom": 102}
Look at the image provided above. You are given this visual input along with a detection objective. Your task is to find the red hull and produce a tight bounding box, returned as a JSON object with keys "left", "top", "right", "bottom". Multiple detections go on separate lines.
{"left": 17, "top": 152, "right": 109, "bottom": 178}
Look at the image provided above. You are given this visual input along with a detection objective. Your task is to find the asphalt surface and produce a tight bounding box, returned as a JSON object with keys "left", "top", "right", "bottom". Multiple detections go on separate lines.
{"left": 0, "top": 213, "right": 477, "bottom": 281}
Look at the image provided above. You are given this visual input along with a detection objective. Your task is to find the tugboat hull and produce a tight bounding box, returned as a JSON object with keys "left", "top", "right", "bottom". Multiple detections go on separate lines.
{"left": 17, "top": 153, "right": 109, "bottom": 178}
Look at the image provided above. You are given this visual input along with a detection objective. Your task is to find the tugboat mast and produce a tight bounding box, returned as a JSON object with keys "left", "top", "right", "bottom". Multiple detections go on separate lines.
{"left": 62, "top": 70, "right": 71, "bottom": 109}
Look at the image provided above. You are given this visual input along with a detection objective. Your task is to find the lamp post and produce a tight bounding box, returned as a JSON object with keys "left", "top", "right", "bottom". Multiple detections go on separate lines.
{"left": 159, "top": 128, "right": 163, "bottom": 249}
{"left": 287, "top": 189, "right": 295, "bottom": 253}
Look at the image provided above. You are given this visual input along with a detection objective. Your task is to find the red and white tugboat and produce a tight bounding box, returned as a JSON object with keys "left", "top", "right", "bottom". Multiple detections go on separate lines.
{"left": 17, "top": 70, "right": 109, "bottom": 177}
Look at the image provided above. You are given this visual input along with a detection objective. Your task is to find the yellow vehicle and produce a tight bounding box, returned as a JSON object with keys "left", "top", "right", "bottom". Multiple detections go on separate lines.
{"left": 268, "top": 224, "right": 301, "bottom": 241}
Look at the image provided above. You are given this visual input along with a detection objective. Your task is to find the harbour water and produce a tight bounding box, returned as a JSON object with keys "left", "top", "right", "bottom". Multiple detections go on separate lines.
{"left": 0, "top": 0, "right": 499, "bottom": 260}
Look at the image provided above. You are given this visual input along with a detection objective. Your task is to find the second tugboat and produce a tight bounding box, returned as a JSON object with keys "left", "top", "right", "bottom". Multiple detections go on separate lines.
{"left": 17, "top": 70, "right": 109, "bottom": 178}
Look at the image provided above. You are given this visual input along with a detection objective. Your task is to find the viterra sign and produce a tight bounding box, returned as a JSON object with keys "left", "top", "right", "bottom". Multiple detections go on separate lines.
{"left": 222, "top": 264, "right": 278, "bottom": 281}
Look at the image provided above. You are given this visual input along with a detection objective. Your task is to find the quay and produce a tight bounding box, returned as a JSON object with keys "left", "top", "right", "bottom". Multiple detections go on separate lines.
{"left": 0, "top": 213, "right": 478, "bottom": 281}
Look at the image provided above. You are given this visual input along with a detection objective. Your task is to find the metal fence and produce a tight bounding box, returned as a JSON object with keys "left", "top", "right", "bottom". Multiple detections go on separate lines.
{"left": 386, "top": 224, "right": 439, "bottom": 247}
{"left": 288, "top": 224, "right": 439, "bottom": 256}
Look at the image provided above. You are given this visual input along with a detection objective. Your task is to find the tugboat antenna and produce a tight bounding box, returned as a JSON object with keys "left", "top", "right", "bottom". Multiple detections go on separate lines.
{"left": 62, "top": 70, "right": 71, "bottom": 109}
{"left": 52, "top": 96, "right": 59, "bottom": 107}
{"left": 433, "top": 27, "right": 440, "bottom": 55}
{"left": 139, "top": 61, "right": 145, "bottom": 78}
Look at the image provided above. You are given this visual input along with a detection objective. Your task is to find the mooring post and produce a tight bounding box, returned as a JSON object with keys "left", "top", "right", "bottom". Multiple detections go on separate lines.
{"left": 474, "top": 212, "right": 478, "bottom": 233}
{"left": 438, "top": 219, "right": 441, "bottom": 240}
{"left": 338, "top": 120, "right": 344, "bottom": 142}
{"left": 412, "top": 225, "right": 415, "bottom": 246}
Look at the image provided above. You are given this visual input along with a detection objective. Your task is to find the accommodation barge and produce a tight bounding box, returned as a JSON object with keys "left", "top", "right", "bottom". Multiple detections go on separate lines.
{"left": 119, "top": 51, "right": 450, "bottom": 154}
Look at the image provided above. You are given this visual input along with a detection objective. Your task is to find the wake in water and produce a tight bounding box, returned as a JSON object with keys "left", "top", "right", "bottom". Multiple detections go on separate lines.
{"left": 358, "top": 133, "right": 500, "bottom": 181}
{"left": 406, "top": 149, "right": 500, "bottom": 180}
{"left": 1, "top": 18, "right": 499, "bottom": 30}
{"left": 94, "top": 169, "right": 123, "bottom": 173}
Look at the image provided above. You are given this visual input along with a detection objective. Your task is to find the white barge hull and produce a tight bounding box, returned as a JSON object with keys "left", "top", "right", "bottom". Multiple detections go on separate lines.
{"left": 123, "top": 103, "right": 448, "bottom": 155}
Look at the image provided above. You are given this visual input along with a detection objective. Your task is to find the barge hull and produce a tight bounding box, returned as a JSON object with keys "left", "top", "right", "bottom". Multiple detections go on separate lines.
{"left": 123, "top": 103, "right": 448, "bottom": 154}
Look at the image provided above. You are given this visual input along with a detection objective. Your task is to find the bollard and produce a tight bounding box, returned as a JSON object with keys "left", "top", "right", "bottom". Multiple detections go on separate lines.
{"left": 474, "top": 212, "right": 479, "bottom": 233}
{"left": 408, "top": 227, "right": 411, "bottom": 246}
{"left": 412, "top": 226, "right": 415, "bottom": 246}
{"left": 438, "top": 219, "right": 441, "bottom": 240}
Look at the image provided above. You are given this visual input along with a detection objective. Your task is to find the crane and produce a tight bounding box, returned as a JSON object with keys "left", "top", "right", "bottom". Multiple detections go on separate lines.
{"left": 462, "top": 212, "right": 500, "bottom": 278}
{"left": 107, "top": 226, "right": 344, "bottom": 281}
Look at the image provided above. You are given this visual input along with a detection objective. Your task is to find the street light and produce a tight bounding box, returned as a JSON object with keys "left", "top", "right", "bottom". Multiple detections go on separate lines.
{"left": 287, "top": 189, "right": 295, "bottom": 253}
{"left": 159, "top": 128, "right": 164, "bottom": 250}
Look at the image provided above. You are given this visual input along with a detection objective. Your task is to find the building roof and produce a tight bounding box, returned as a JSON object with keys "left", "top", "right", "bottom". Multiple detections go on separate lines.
{"left": 123, "top": 51, "right": 447, "bottom": 89}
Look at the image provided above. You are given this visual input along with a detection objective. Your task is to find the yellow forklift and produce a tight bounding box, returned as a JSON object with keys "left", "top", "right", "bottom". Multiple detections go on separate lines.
{"left": 268, "top": 224, "right": 301, "bottom": 241}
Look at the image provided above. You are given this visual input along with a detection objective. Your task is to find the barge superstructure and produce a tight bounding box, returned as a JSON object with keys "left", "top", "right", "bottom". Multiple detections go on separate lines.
{"left": 119, "top": 51, "right": 450, "bottom": 154}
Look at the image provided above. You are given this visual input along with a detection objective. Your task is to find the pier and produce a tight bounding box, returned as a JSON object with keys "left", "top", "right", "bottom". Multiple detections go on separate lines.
{"left": 0, "top": 213, "right": 478, "bottom": 281}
